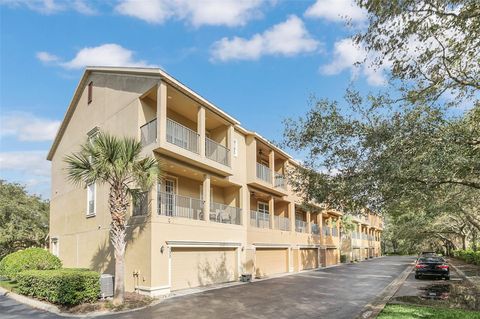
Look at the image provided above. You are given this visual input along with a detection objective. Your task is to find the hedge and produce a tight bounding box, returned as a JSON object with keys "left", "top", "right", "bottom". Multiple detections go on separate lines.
{"left": 0, "top": 248, "right": 62, "bottom": 280}
{"left": 16, "top": 269, "right": 100, "bottom": 305}
{"left": 453, "top": 249, "right": 480, "bottom": 266}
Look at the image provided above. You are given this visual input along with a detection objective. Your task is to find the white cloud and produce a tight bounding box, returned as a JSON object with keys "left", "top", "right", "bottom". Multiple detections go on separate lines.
{"left": 305, "top": 0, "right": 367, "bottom": 24}
{"left": 0, "top": 151, "right": 50, "bottom": 177}
{"left": 211, "top": 15, "right": 320, "bottom": 62}
{"left": 1, "top": 0, "right": 97, "bottom": 15}
{"left": 115, "top": 0, "right": 266, "bottom": 27}
{"left": 320, "top": 38, "right": 390, "bottom": 86}
{"left": 0, "top": 112, "right": 60, "bottom": 142}
{"left": 36, "top": 43, "right": 157, "bottom": 70}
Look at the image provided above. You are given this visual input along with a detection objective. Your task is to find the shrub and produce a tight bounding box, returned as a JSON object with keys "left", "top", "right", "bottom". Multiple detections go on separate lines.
{"left": 16, "top": 269, "right": 100, "bottom": 306}
{"left": 453, "top": 249, "right": 480, "bottom": 266}
{"left": 0, "top": 248, "right": 61, "bottom": 280}
{"left": 340, "top": 254, "right": 347, "bottom": 263}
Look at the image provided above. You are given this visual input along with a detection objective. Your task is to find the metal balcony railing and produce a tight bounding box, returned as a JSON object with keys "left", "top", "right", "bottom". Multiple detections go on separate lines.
{"left": 274, "top": 215, "right": 290, "bottom": 231}
{"left": 295, "top": 220, "right": 307, "bottom": 233}
{"left": 166, "top": 118, "right": 199, "bottom": 154}
{"left": 332, "top": 227, "right": 338, "bottom": 237}
{"left": 158, "top": 191, "right": 204, "bottom": 220}
{"left": 311, "top": 223, "right": 320, "bottom": 235}
{"left": 210, "top": 202, "right": 241, "bottom": 225}
{"left": 256, "top": 163, "right": 272, "bottom": 183}
{"left": 140, "top": 118, "right": 157, "bottom": 146}
{"left": 250, "top": 210, "right": 270, "bottom": 228}
{"left": 206, "top": 137, "right": 230, "bottom": 166}
{"left": 323, "top": 227, "right": 331, "bottom": 236}
{"left": 274, "top": 173, "right": 287, "bottom": 189}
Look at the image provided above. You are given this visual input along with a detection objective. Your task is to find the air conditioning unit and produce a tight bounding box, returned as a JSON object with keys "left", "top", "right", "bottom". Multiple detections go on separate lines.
{"left": 100, "top": 274, "right": 114, "bottom": 298}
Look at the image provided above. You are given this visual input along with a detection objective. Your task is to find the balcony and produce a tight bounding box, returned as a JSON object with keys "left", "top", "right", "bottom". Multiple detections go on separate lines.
{"left": 274, "top": 216, "right": 290, "bottom": 231}
{"left": 140, "top": 118, "right": 157, "bottom": 146}
{"left": 295, "top": 220, "right": 307, "bottom": 233}
{"left": 274, "top": 173, "right": 287, "bottom": 189}
{"left": 166, "top": 118, "right": 199, "bottom": 154}
{"left": 311, "top": 223, "right": 320, "bottom": 235}
{"left": 158, "top": 191, "right": 204, "bottom": 220}
{"left": 250, "top": 210, "right": 270, "bottom": 229}
{"left": 323, "top": 227, "right": 331, "bottom": 236}
{"left": 332, "top": 227, "right": 338, "bottom": 237}
{"left": 206, "top": 137, "right": 230, "bottom": 167}
{"left": 256, "top": 163, "right": 272, "bottom": 183}
{"left": 210, "top": 202, "right": 241, "bottom": 225}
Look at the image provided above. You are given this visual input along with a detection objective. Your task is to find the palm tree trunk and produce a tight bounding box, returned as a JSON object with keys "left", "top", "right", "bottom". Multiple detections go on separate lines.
{"left": 111, "top": 222, "right": 126, "bottom": 305}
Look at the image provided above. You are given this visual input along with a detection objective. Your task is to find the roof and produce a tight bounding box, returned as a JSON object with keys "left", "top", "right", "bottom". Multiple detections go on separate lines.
{"left": 47, "top": 66, "right": 295, "bottom": 162}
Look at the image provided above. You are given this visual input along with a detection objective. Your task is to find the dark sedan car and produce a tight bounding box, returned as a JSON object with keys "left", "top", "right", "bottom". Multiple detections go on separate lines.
{"left": 415, "top": 257, "right": 450, "bottom": 280}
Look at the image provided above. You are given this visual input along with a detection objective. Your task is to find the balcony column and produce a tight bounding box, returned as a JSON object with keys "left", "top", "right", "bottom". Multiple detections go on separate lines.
{"left": 306, "top": 211, "right": 311, "bottom": 234}
{"left": 318, "top": 213, "right": 324, "bottom": 243}
{"left": 197, "top": 106, "right": 206, "bottom": 157}
{"left": 202, "top": 174, "right": 210, "bottom": 221}
{"left": 157, "top": 81, "right": 167, "bottom": 145}
{"left": 269, "top": 197, "right": 275, "bottom": 229}
{"left": 289, "top": 202, "right": 295, "bottom": 232}
{"left": 269, "top": 150, "right": 274, "bottom": 185}
{"left": 227, "top": 125, "right": 234, "bottom": 166}
{"left": 150, "top": 181, "right": 158, "bottom": 217}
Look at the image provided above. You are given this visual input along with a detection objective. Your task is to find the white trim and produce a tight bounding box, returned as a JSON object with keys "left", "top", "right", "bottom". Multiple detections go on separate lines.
{"left": 257, "top": 201, "right": 269, "bottom": 214}
{"left": 253, "top": 243, "right": 290, "bottom": 248}
{"left": 136, "top": 285, "right": 171, "bottom": 297}
{"left": 86, "top": 183, "right": 96, "bottom": 217}
{"left": 166, "top": 240, "right": 242, "bottom": 248}
{"left": 51, "top": 236, "right": 59, "bottom": 257}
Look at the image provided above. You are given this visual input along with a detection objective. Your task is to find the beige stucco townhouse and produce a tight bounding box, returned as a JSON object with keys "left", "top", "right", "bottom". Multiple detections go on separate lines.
{"left": 47, "top": 67, "right": 383, "bottom": 296}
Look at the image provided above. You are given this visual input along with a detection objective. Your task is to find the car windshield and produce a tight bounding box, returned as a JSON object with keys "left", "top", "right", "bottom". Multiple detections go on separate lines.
{"left": 418, "top": 257, "right": 445, "bottom": 263}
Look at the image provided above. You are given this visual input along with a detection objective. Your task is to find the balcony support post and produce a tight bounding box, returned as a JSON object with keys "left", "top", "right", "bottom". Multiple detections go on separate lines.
{"left": 269, "top": 197, "right": 275, "bottom": 229}
{"left": 202, "top": 174, "right": 210, "bottom": 221}
{"left": 318, "top": 213, "right": 324, "bottom": 244}
{"left": 306, "top": 211, "right": 312, "bottom": 234}
{"left": 289, "top": 202, "right": 295, "bottom": 232}
{"left": 157, "top": 81, "right": 167, "bottom": 145}
{"left": 151, "top": 181, "right": 159, "bottom": 217}
{"left": 227, "top": 125, "right": 234, "bottom": 167}
{"left": 269, "top": 150, "right": 275, "bottom": 185}
{"left": 197, "top": 106, "right": 206, "bottom": 158}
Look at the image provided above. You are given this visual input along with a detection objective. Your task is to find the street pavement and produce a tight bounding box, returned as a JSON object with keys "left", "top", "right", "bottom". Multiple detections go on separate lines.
{"left": 0, "top": 255, "right": 415, "bottom": 319}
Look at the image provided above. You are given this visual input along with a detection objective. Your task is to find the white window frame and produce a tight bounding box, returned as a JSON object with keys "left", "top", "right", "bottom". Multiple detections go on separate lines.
{"left": 86, "top": 183, "right": 96, "bottom": 217}
{"left": 51, "top": 237, "right": 59, "bottom": 257}
{"left": 233, "top": 139, "right": 238, "bottom": 157}
{"left": 257, "top": 201, "right": 269, "bottom": 214}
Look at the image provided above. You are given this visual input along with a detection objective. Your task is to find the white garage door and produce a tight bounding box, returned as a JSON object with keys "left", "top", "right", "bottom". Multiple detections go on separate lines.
{"left": 171, "top": 247, "right": 237, "bottom": 291}
{"left": 255, "top": 248, "right": 288, "bottom": 278}
{"left": 300, "top": 248, "right": 318, "bottom": 270}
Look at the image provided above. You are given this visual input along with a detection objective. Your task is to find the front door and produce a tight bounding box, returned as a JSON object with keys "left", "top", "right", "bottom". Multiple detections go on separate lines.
{"left": 159, "top": 178, "right": 176, "bottom": 216}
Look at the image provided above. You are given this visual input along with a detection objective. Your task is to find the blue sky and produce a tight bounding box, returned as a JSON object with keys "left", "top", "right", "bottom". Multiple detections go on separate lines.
{"left": 0, "top": 0, "right": 386, "bottom": 198}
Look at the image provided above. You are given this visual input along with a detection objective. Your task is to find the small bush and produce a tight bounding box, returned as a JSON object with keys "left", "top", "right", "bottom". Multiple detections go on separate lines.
{"left": 340, "top": 254, "right": 347, "bottom": 263}
{"left": 0, "top": 248, "right": 61, "bottom": 280}
{"left": 16, "top": 268, "right": 100, "bottom": 306}
{"left": 453, "top": 249, "right": 480, "bottom": 266}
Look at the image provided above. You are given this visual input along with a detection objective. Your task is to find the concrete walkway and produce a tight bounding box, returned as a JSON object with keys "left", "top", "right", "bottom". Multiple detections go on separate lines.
{"left": 0, "top": 256, "right": 415, "bottom": 319}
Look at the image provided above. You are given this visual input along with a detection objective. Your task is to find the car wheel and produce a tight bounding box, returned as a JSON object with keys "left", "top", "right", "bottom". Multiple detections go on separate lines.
{"left": 415, "top": 274, "right": 419, "bottom": 279}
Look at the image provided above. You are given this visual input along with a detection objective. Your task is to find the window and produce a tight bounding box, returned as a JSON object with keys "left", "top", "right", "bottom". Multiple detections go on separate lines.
{"left": 88, "top": 81, "right": 93, "bottom": 104}
{"left": 87, "top": 183, "right": 96, "bottom": 216}
{"left": 233, "top": 139, "right": 238, "bottom": 157}
{"left": 87, "top": 127, "right": 99, "bottom": 144}
{"left": 51, "top": 237, "right": 59, "bottom": 257}
{"left": 258, "top": 201, "right": 269, "bottom": 214}
{"left": 133, "top": 191, "right": 148, "bottom": 216}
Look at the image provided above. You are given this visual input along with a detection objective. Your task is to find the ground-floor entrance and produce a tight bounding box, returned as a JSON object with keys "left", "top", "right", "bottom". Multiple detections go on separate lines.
{"left": 325, "top": 248, "right": 338, "bottom": 266}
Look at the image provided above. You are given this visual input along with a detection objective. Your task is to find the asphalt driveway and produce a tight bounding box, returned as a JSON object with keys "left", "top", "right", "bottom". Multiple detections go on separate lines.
{"left": 0, "top": 256, "right": 415, "bottom": 319}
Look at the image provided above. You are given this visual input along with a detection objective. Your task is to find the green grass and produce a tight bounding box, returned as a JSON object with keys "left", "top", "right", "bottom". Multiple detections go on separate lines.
{"left": 378, "top": 304, "right": 480, "bottom": 319}
{"left": 0, "top": 279, "right": 19, "bottom": 292}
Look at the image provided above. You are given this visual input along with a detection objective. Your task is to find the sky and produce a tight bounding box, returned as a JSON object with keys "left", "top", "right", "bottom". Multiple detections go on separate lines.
{"left": 0, "top": 0, "right": 388, "bottom": 199}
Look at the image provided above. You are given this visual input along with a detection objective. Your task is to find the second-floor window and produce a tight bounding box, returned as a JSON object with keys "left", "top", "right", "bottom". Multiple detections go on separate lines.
{"left": 233, "top": 139, "right": 238, "bottom": 157}
{"left": 87, "top": 183, "right": 96, "bottom": 216}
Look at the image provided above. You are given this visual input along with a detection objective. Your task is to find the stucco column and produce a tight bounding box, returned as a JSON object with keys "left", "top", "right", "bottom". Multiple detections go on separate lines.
{"left": 202, "top": 174, "right": 210, "bottom": 221}
{"left": 269, "top": 149, "right": 275, "bottom": 185}
{"left": 150, "top": 181, "right": 158, "bottom": 216}
{"left": 318, "top": 213, "right": 324, "bottom": 244}
{"left": 197, "top": 106, "right": 206, "bottom": 157}
{"left": 269, "top": 197, "right": 275, "bottom": 229}
{"left": 306, "top": 211, "right": 311, "bottom": 234}
{"left": 289, "top": 202, "right": 295, "bottom": 232}
{"left": 157, "top": 81, "right": 167, "bottom": 145}
{"left": 227, "top": 125, "right": 234, "bottom": 167}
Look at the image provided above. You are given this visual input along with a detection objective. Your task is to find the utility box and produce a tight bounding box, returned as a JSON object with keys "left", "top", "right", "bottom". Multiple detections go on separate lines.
{"left": 240, "top": 273, "right": 252, "bottom": 282}
{"left": 100, "top": 274, "right": 114, "bottom": 298}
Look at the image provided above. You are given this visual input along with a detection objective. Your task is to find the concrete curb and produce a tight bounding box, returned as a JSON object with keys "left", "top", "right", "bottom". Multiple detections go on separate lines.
{"left": 0, "top": 286, "right": 61, "bottom": 314}
{"left": 449, "top": 261, "right": 479, "bottom": 289}
{"left": 356, "top": 262, "right": 414, "bottom": 319}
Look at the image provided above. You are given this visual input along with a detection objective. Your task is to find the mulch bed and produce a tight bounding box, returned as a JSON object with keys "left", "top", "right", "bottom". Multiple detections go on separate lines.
{"left": 62, "top": 292, "right": 155, "bottom": 314}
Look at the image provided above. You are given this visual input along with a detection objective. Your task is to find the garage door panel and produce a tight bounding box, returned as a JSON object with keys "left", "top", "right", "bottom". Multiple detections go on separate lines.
{"left": 300, "top": 249, "right": 318, "bottom": 270}
{"left": 171, "top": 247, "right": 237, "bottom": 291}
{"left": 326, "top": 248, "right": 338, "bottom": 266}
{"left": 255, "top": 248, "right": 288, "bottom": 277}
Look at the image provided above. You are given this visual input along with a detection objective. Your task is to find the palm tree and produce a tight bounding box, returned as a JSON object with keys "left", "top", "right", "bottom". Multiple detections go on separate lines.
{"left": 64, "top": 132, "right": 159, "bottom": 305}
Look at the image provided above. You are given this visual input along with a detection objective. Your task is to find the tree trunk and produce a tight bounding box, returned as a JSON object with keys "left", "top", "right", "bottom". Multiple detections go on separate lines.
{"left": 111, "top": 222, "right": 126, "bottom": 305}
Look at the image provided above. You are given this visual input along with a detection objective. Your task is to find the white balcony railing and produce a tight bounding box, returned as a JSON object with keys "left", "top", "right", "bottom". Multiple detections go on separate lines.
{"left": 206, "top": 137, "right": 230, "bottom": 166}
{"left": 311, "top": 223, "right": 320, "bottom": 235}
{"left": 295, "top": 220, "right": 307, "bottom": 233}
{"left": 166, "top": 118, "right": 199, "bottom": 154}
{"left": 274, "top": 215, "right": 290, "bottom": 231}
{"left": 274, "top": 173, "right": 287, "bottom": 189}
{"left": 140, "top": 118, "right": 157, "bottom": 146}
{"left": 158, "top": 191, "right": 204, "bottom": 220}
{"left": 210, "top": 202, "right": 241, "bottom": 225}
{"left": 256, "top": 163, "right": 272, "bottom": 183}
{"left": 250, "top": 210, "right": 270, "bottom": 228}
